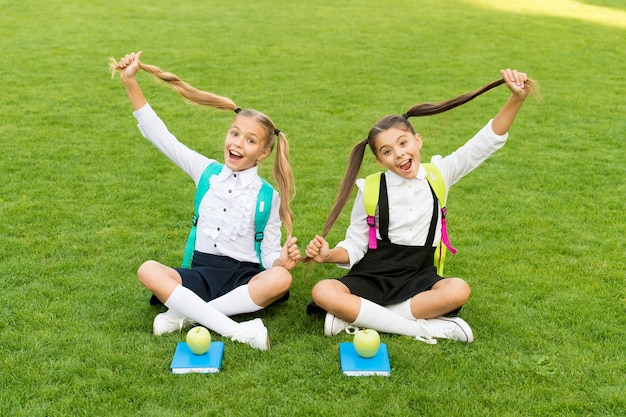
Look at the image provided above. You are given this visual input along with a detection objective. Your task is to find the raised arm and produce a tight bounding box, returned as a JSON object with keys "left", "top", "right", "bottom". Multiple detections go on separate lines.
{"left": 116, "top": 51, "right": 148, "bottom": 111}
{"left": 491, "top": 68, "right": 529, "bottom": 135}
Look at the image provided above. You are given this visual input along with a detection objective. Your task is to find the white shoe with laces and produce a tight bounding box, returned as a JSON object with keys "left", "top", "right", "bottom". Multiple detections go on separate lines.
{"left": 413, "top": 318, "right": 437, "bottom": 345}
{"left": 425, "top": 316, "right": 474, "bottom": 343}
{"left": 231, "top": 318, "right": 270, "bottom": 351}
{"left": 153, "top": 310, "right": 196, "bottom": 336}
{"left": 324, "top": 313, "right": 360, "bottom": 337}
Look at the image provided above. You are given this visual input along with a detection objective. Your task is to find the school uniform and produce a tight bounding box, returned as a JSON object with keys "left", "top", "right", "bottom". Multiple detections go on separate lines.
{"left": 133, "top": 103, "right": 284, "bottom": 302}
{"left": 334, "top": 120, "right": 508, "bottom": 305}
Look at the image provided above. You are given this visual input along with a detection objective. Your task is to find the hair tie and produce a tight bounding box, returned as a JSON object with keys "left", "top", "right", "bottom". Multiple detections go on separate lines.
{"left": 402, "top": 113, "right": 409, "bottom": 120}
{"left": 234, "top": 107, "right": 242, "bottom": 114}
{"left": 274, "top": 129, "right": 281, "bottom": 136}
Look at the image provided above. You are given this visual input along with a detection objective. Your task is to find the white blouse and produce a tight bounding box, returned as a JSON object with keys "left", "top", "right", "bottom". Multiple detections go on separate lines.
{"left": 133, "top": 103, "right": 283, "bottom": 269}
{"left": 336, "top": 120, "right": 508, "bottom": 269}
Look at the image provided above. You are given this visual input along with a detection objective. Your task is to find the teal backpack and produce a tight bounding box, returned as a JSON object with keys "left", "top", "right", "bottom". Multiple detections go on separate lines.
{"left": 363, "top": 163, "right": 457, "bottom": 276}
{"left": 181, "top": 162, "right": 274, "bottom": 269}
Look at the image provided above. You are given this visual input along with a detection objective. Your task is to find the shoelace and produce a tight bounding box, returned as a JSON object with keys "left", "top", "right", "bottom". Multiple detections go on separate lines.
{"left": 342, "top": 320, "right": 437, "bottom": 344}
{"left": 344, "top": 326, "right": 359, "bottom": 335}
{"left": 414, "top": 319, "right": 437, "bottom": 345}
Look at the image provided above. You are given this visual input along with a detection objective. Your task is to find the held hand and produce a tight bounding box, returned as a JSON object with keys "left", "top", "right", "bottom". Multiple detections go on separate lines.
{"left": 305, "top": 235, "right": 330, "bottom": 263}
{"left": 277, "top": 236, "right": 301, "bottom": 270}
{"left": 491, "top": 68, "right": 535, "bottom": 135}
{"left": 118, "top": 51, "right": 143, "bottom": 82}
{"left": 500, "top": 68, "right": 528, "bottom": 99}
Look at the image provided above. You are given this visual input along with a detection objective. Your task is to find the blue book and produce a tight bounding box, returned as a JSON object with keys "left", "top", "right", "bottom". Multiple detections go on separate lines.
{"left": 339, "top": 342, "right": 391, "bottom": 376}
{"left": 170, "top": 341, "right": 225, "bottom": 374}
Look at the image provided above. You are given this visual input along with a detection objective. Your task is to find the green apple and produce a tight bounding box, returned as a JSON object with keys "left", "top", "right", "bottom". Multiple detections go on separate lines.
{"left": 353, "top": 328, "right": 380, "bottom": 358}
{"left": 186, "top": 326, "right": 211, "bottom": 355}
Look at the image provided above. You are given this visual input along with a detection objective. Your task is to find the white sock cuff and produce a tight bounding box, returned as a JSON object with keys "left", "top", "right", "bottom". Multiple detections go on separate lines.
{"left": 353, "top": 298, "right": 387, "bottom": 326}
{"left": 164, "top": 285, "right": 187, "bottom": 310}
{"left": 385, "top": 299, "right": 415, "bottom": 320}
{"left": 164, "top": 285, "right": 237, "bottom": 337}
{"left": 208, "top": 285, "right": 262, "bottom": 316}
{"left": 222, "top": 284, "right": 263, "bottom": 314}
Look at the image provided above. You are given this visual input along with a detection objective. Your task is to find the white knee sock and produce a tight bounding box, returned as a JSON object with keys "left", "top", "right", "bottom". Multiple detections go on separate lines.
{"left": 208, "top": 285, "right": 262, "bottom": 316}
{"left": 165, "top": 285, "right": 238, "bottom": 337}
{"left": 385, "top": 299, "right": 415, "bottom": 320}
{"left": 352, "top": 298, "right": 435, "bottom": 344}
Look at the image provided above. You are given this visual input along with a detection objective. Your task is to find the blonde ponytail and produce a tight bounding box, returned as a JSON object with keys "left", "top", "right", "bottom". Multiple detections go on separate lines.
{"left": 110, "top": 56, "right": 297, "bottom": 238}
{"left": 273, "top": 131, "right": 295, "bottom": 236}
{"left": 109, "top": 57, "right": 238, "bottom": 111}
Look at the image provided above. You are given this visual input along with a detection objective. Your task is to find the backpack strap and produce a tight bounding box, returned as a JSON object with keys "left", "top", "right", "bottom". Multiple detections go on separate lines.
{"left": 181, "top": 162, "right": 224, "bottom": 268}
{"left": 376, "top": 173, "right": 439, "bottom": 248}
{"left": 422, "top": 163, "right": 457, "bottom": 276}
{"left": 181, "top": 163, "right": 275, "bottom": 269}
{"left": 424, "top": 185, "right": 439, "bottom": 246}
{"left": 422, "top": 163, "right": 446, "bottom": 206}
{"left": 362, "top": 164, "right": 456, "bottom": 276}
{"left": 254, "top": 178, "right": 274, "bottom": 269}
{"left": 364, "top": 172, "right": 383, "bottom": 249}
{"left": 378, "top": 174, "right": 389, "bottom": 243}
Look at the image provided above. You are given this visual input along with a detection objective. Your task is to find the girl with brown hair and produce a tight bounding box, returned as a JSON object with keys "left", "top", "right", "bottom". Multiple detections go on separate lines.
{"left": 305, "top": 69, "right": 539, "bottom": 344}
{"left": 112, "top": 52, "right": 300, "bottom": 350}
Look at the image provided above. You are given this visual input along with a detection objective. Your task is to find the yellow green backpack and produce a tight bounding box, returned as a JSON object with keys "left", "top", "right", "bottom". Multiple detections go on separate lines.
{"left": 363, "top": 163, "right": 457, "bottom": 276}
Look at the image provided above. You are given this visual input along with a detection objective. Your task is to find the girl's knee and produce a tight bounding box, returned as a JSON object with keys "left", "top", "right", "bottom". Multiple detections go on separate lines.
{"left": 435, "top": 277, "right": 471, "bottom": 306}
{"left": 261, "top": 266, "right": 292, "bottom": 293}
{"left": 274, "top": 267, "right": 293, "bottom": 292}
{"left": 137, "top": 260, "right": 160, "bottom": 286}
{"left": 451, "top": 278, "right": 471, "bottom": 305}
{"left": 311, "top": 280, "right": 337, "bottom": 305}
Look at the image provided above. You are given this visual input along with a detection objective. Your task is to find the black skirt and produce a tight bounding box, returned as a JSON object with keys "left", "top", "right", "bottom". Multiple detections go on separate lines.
{"left": 338, "top": 240, "right": 442, "bottom": 305}
{"left": 176, "top": 251, "right": 262, "bottom": 302}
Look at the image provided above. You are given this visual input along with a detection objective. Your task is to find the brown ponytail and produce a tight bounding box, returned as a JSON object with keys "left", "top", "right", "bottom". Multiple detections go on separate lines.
{"left": 405, "top": 78, "right": 540, "bottom": 117}
{"left": 320, "top": 77, "right": 540, "bottom": 237}
{"left": 321, "top": 140, "right": 367, "bottom": 237}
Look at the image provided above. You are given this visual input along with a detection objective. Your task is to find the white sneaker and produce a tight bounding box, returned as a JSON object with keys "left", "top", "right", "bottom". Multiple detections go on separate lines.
{"left": 231, "top": 318, "right": 270, "bottom": 351}
{"left": 324, "top": 313, "right": 359, "bottom": 337}
{"left": 425, "top": 317, "right": 474, "bottom": 343}
{"left": 413, "top": 319, "right": 437, "bottom": 345}
{"left": 152, "top": 310, "right": 195, "bottom": 336}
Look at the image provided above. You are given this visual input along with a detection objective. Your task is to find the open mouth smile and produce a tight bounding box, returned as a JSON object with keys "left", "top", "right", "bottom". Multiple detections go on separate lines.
{"left": 399, "top": 159, "right": 413, "bottom": 172}
{"left": 229, "top": 149, "right": 243, "bottom": 161}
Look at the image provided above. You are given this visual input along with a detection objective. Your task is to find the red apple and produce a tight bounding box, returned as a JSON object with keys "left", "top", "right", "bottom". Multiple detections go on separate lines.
{"left": 353, "top": 328, "right": 380, "bottom": 358}
{"left": 186, "top": 326, "right": 211, "bottom": 355}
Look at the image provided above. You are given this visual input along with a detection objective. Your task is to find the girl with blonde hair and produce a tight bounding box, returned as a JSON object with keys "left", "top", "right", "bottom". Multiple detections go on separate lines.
{"left": 112, "top": 52, "right": 300, "bottom": 350}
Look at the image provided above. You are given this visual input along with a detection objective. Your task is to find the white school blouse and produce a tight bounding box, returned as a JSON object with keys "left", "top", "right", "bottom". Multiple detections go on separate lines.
{"left": 336, "top": 120, "right": 508, "bottom": 269}
{"left": 133, "top": 103, "right": 283, "bottom": 269}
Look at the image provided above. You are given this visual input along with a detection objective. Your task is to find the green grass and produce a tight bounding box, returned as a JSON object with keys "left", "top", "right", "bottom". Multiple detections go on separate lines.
{"left": 1, "top": 0, "right": 624, "bottom": 416}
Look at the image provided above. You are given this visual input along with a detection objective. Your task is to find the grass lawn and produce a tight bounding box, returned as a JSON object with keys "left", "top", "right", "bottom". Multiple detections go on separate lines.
{"left": 1, "top": 0, "right": 624, "bottom": 416}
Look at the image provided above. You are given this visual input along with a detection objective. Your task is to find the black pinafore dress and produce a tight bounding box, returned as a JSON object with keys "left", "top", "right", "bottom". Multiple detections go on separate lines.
{"left": 337, "top": 174, "right": 443, "bottom": 306}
